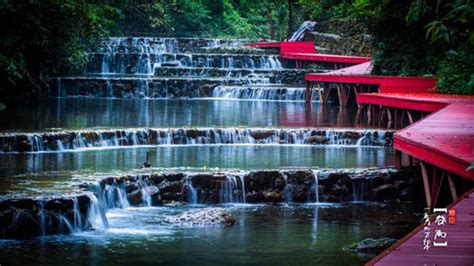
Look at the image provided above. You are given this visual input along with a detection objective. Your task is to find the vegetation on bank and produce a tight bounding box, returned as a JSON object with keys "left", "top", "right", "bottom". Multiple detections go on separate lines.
{"left": 0, "top": 0, "right": 472, "bottom": 101}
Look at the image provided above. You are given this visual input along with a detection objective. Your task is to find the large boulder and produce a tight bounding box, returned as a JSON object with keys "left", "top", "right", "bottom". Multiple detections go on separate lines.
{"left": 164, "top": 208, "right": 236, "bottom": 226}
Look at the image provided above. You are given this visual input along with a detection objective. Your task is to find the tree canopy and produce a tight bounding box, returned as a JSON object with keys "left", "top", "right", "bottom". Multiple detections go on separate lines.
{"left": 0, "top": 0, "right": 472, "bottom": 101}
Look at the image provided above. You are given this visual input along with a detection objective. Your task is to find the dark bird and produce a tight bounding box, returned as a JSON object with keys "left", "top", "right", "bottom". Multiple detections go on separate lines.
{"left": 143, "top": 152, "right": 151, "bottom": 168}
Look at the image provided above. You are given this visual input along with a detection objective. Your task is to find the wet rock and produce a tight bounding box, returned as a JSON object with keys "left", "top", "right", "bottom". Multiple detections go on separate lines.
{"left": 262, "top": 190, "right": 283, "bottom": 203}
{"left": 248, "top": 171, "right": 282, "bottom": 191}
{"left": 17, "top": 140, "right": 32, "bottom": 152}
{"left": 4, "top": 209, "right": 42, "bottom": 239}
{"left": 347, "top": 237, "right": 396, "bottom": 253}
{"left": 126, "top": 190, "right": 142, "bottom": 206}
{"left": 164, "top": 208, "right": 236, "bottom": 226}
{"left": 372, "top": 184, "right": 398, "bottom": 201}
{"left": 158, "top": 180, "right": 183, "bottom": 194}
{"left": 185, "top": 129, "right": 199, "bottom": 139}
{"left": 245, "top": 191, "right": 264, "bottom": 203}
{"left": 307, "top": 135, "right": 329, "bottom": 144}
{"left": 342, "top": 131, "right": 360, "bottom": 139}
{"left": 249, "top": 130, "right": 275, "bottom": 140}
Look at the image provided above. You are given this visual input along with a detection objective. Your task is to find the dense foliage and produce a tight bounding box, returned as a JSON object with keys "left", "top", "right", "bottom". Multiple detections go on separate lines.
{"left": 0, "top": 0, "right": 472, "bottom": 101}
{"left": 0, "top": 1, "right": 120, "bottom": 101}
{"left": 352, "top": 0, "right": 473, "bottom": 94}
{"left": 300, "top": 0, "right": 473, "bottom": 94}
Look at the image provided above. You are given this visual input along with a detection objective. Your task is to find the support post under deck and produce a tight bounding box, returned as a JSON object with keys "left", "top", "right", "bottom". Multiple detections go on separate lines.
{"left": 305, "top": 81, "right": 311, "bottom": 104}
{"left": 420, "top": 162, "right": 432, "bottom": 211}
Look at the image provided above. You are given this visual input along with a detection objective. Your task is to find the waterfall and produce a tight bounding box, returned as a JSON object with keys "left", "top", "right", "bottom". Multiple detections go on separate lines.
{"left": 184, "top": 175, "right": 198, "bottom": 204}
{"left": 352, "top": 179, "right": 368, "bottom": 202}
{"left": 39, "top": 200, "right": 46, "bottom": 236}
{"left": 103, "top": 183, "right": 130, "bottom": 209}
{"left": 219, "top": 175, "right": 238, "bottom": 203}
{"left": 95, "top": 37, "right": 244, "bottom": 75}
{"left": 313, "top": 172, "right": 319, "bottom": 203}
{"left": 0, "top": 128, "right": 392, "bottom": 153}
{"left": 141, "top": 188, "right": 152, "bottom": 207}
{"left": 58, "top": 214, "right": 75, "bottom": 234}
{"left": 87, "top": 194, "right": 109, "bottom": 229}
{"left": 211, "top": 86, "right": 308, "bottom": 101}
{"left": 238, "top": 175, "right": 246, "bottom": 203}
{"left": 73, "top": 198, "right": 83, "bottom": 232}
{"left": 283, "top": 174, "right": 293, "bottom": 203}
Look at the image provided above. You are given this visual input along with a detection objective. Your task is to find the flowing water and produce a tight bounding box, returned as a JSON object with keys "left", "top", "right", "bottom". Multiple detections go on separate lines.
{"left": 0, "top": 37, "right": 419, "bottom": 265}
{"left": 0, "top": 203, "right": 421, "bottom": 265}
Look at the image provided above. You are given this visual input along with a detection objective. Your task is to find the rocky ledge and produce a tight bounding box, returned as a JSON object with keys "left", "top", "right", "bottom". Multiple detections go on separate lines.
{"left": 84, "top": 167, "right": 421, "bottom": 206}
{"left": 0, "top": 194, "right": 92, "bottom": 239}
{"left": 0, "top": 128, "right": 393, "bottom": 152}
{"left": 0, "top": 168, "right": 422, "bottom": 239}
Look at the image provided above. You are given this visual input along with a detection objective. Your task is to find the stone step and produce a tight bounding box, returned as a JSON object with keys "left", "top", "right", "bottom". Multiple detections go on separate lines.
{"left": 0, "top": 167, "right": 420, "bottom": 238}
{"left": 51, "top": 77, "right": 274, "bottom": 98}
{"left": 153, "top": 67, "right": 310, "bottom": 84}
{"left": 210, "top": 85, "right": 311, "bottom": 101}
{"left": 88, "top": 52, "right": 283, "bottom": 74}
{"left": 99, "top": 37, "right": 244, "bottom": 52}
{"left": 0, "top": 127, "right": 393, "bottom": 153}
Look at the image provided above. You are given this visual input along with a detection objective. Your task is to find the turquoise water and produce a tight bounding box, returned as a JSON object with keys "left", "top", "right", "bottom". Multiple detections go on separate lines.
{"left": 0, "top": 203, "right": 422, "bottom": 265}
{"left": 0, "top": 98, "right": 375, "bottom": 131}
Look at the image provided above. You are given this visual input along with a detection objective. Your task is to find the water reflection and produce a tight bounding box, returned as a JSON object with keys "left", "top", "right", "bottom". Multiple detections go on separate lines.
{"left": 0, "top": 146, "right": 394, "bottom": 177}
{"left": 0, "top": 99, "right": 380, "bottom": 131}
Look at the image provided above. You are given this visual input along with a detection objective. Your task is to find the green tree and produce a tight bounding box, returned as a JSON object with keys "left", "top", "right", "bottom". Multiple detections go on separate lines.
{"left": 0, "top": 1, "right": 120, "bottom": 101}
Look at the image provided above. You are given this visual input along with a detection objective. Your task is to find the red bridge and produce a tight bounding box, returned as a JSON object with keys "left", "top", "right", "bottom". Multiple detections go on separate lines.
{"left": 247, "top": 39, "right": 474, "bottom": 264}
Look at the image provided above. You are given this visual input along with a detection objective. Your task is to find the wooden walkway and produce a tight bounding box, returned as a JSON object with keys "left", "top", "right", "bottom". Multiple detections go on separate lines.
{"left": 394, "top": 101, "right": 474, "bottom": 181}
{"left": 246, "top": 41, "right": 371, "bottom": 67}
{"left": 247, "top": 39, "right": 474, "bottom": 265}
{"left": 247, "top": 39, "right": 474, "bottom": 264}
{"left": 368, "top": 188, "right": 474, "bottom": 265}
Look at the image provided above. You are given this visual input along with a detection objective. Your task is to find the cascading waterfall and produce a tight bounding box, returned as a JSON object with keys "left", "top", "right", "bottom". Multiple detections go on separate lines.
{"left": 95, "top": 37, "right": 245, "bottom": 75}
{"left": 1, "top": 128, "right": 391, "bottom": 153}
{"left": 87, "top": 193, "right": 109, "bottom": 229}
{"left": 211, "top": 86, "right": 309, "bottom": 101}
{"left": 283, "top": 174, "right": 293, "bottom": 203}
{"left": 219, "top": 175, "right": 238, "bottom": 203}
{"left": 313, "top": 172, "right": 319, "bottom": 203}
{"left": 54, "top": 37, "right": 319, "bottom": 100}
{"left": 58, "top": 214, "right": 75, "bottom": 234}
{"left": 352, "top": 179, "right": 368, "bottom": 202}
{"left": 238, "top": 175, "right": 246, "bottom": 203}
{"left": 39, "top": 200, "right": 46, "bottom": 236}
{"left": 73, "top": 198, "right": 83, "bottom": 232}
{"left": 184, "top": 175, "right": 198, "bottom": 204}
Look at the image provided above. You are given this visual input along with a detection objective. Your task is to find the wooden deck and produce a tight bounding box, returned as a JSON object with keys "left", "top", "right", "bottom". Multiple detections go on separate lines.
{"left": 368, "top": 188, "right": 474, "bottom": 265}
{"left": 356, "top": 93, "right": 474, "bottom": 112}
{"left": 248, "top": 39, "right": 474, "bottom": 265}
{"left": 282, "top": 52, "right": 371, "bottom": 64}
{"left": 394, "top": 102, "right": 474, "bottom": 181}
{"left": 246, "top": 41, "right": 370, "bottom": 66}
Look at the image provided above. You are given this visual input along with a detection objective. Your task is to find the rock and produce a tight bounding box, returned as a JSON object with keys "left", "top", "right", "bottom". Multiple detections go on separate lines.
{"left": 307, "top": 135, "right": 329, "bottom": 144}
{"left": 262, "top": 190, "right": 283, "bottom": 203}
{"left": 164, "top": 208, "right": 236, "bottom": 226}
{"left": 245, "top": 191, "right": 264, "bottom": 203}
{"left": 185, "top": 129, "right": 199, "bottom": 139}
{"left": 249, "top": 130, "right": 275, "bottom": 140}
{"left": 17, "top": 140, "right": 32, "bottom": 152}
{"left": 347, "top": 237, "right": 396, "bottom": 253}
{"left": 5, "top": 209, "right": 42, "bottom": 238}
{"left": 158, "top": 180, "right": 183, "bottom": 194}
{"left": 372, "top": 184, "right": 398, "bottom": 201}
{"left": 127, "top": 189, "right": 143, "bottom": 206}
